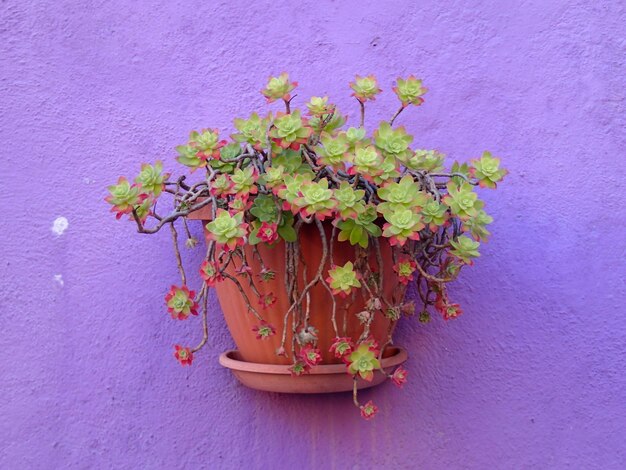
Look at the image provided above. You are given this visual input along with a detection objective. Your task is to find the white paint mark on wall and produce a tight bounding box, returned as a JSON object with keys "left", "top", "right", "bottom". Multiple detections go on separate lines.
{"left": 52, "top": 216, "right": 69, "bottom": 236}
{"left": 53, "top": 274, "right": 64, "bottom": 287}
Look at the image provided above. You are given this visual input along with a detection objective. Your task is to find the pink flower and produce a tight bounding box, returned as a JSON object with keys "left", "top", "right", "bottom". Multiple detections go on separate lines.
{"left": 360, "top": 400, "right": 378, "bottom": 420}
{"left": 252, "top": 321, "right": 276, "bottom": 340}
{"left": 174, "top": 345, "right": 193, "bottom": 366}
{"left": 299, "top": 345, "right": 322, "bottom": 367}
{"left": 391, "top": 366, "right": 408, "bottom": 388}
{"left": 258, "top": 222, "right": 279, "bottom": 244}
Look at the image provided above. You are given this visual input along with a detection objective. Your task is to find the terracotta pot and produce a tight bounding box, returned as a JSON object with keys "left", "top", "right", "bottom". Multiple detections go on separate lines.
{"left": 187, "top": 204, "right": 401, "bottom": 365}
{"left": 219, "top": 347, "right": 407, "bottom": 393}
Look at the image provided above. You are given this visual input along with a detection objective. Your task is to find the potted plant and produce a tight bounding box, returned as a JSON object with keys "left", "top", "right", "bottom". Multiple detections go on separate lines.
{"left": 106, "top": 73, "right": 506, "bottom": 419}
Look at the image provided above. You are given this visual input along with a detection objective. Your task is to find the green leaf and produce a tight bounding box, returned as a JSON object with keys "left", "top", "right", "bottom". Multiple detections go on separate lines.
{"left": 277, "top": 223, "right": 297, "bottom": 242}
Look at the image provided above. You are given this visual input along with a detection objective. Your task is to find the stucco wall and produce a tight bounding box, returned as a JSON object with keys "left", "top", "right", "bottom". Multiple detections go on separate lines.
{"left": 2, "top": 1, "right": 625, "bottom": 468}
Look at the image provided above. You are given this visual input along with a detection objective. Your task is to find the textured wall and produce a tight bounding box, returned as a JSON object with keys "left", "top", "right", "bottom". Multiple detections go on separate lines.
{"left": 2, "top": 0, "right": 625, "bottom": 468}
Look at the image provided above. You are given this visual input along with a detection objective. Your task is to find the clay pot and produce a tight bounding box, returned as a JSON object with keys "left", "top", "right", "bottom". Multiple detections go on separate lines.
{"left": 187, "top": 205, "right": 400, "bottom": 366}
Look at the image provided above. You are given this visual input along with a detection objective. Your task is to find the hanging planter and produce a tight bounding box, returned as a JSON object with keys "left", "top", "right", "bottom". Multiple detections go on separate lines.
{"left": 107, "top": 73, "right": 507, "bottom": 419}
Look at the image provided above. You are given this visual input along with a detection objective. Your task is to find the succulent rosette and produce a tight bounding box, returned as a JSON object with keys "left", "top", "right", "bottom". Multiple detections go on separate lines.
{"left": 252, "top": 321, "right": 276, "bottom": 340}
{"left": 210, "top": 174, "right": 234, "bottom": 197}
{"left": 443, "top": 182, "right": 479, "bottom": 220}
{"left": 348, "top": 145, "right": 383, "bottom": 180}
{"left": 269, "top": 110, "right": 312, "bottom": 150}
{"left": 329, "top": 337, "right": 355, "bottom": 359}
{"left": 230, "top": 166, "right": 258, "bottom": 200}
{"left": 200, "top": 260, "right": 224, "bottom": 286}
{"left": 258, "top": 292, "right": 277, "bottom": 309}
{"left": 421, "top": 197, "right": 449, "bottom": 232}
{"left": 346, "top": 343, "right": 381, "bottom": 381}
{"left": 165, "top": 285, "right": 199, "bottom": 320}
{"left": 105, "top": 177, "right": 145, "bottom": 219}
{"left": 373, "top": 122, "right": 413, "bottom": 161}
{"left": 391, "top": 366, "right": 408, "bottom": 387}
{"left": 360, "top": 401, "right": 379, "bottom": 420}
{"left": 393, "top": 76, "right": 427, "bottom": 107}
{"left": 326, "top": 262, "right": 361, "bottom": 297}
{"left": 377, "top": 175, "right": 428, "bottom": 213}
{"left": 174, "top": 345, "right": 194, "bottom": 366}
{"left": 350, "top": 74, "right": 382, "bottom": 102}
{"left": 299, "top": 346, "right": 322, "bottom": 367}
{"left": 449, "top": 236, "right": 481, "bottom": 265}
{"left": 288, "top": 360, "right": 310, "bottom": 376}
{"left": 261, "top": 72, "right": 297, "bottom": 103}
{"left": 232, "top": 112, "right": 272, "bottom": 150}
{"left": 292, "top": 178, "right": 337, "bottom": 220}
{"left": 470, "top": 151, "right": 508, "bottom": 188}
{"left": 205, "top": 209, "right": 248, "bottom": 251}
{"left": 317, "top": 133, "right": 350, "bottom": 168}
{"left": 135, "top": 161, "right": 169, "bottom": 197}
{"left": 382, "top": 208, "right": 425, "bottom": 246}
{"left": 306, "top": 96, "right": 334, "bottom": 116}
{"left": 334, "top": 182, "right": 366, "bottom": 220}
{"left": 394, "top": 260, "right": 417, "bottom": 285}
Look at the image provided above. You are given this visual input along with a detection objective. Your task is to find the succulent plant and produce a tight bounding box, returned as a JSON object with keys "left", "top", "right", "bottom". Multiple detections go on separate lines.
{"left": 105, "top": 177, "right": 144, "bottom": 219}
{"left": 360, "top": 400, "right": 379, "bottom": 420}
{"left": 449, "top": 236, "right": 481, "bottom": 264}
{"left": 165, "top": 285, "right": 198, "bottom": 320}
{"left": 348, "top": 145, "right": 384, "bottom": 180}
{"left": 329, "top": 337, "right": 355, "bottom": 359}
{"left": 373, "top": 122, "right": 413, "bottom": 161}
{"left": 299, "top": 346, "right": 322, "bottom": 367}
{"left": 135, "top": 161, "right": 168, "bottom": 196}
{"left": 391, "top": 366, "right": 408, "bottom": 387}
{"left": 443, "top": 182, "right": 479, "bottom": 220}
{"left": 350, "top": 74, "right": 382, "bottom": 102}
{"left": 317, "top": 133, "right": 350, "bottom": 168}
{"left": 188, "top": 128, "right": 226, "bottom": 160}
{"left": 334, "top": 182, "right": 366, "bottom": 220}
{"left": 470, "top": 151, "right": 507, "bottom": 189}
{"left": 306, "top": 96, "right": 333, "bottom": 116}
{"left": 261, "top": 72, "right": 297, "bottom": 103}
{"left": 335, "top": 205, "right": 381, "bottom": 248}
{"left": 393, "top": 76, "right": 427, "bottom": 107}
{"left": 205, "top": 209, "right": 248, "bottom": 251}
{"left": 377, "top": 175, "right": 428, "bottom": 214}
{"left": 231, "top": 112, "right": 273, "bottom": 150}
{"left": 346, "top": 343, "right": 381, "bottom": 381}
{"left": 326, "top": 261, "right": 361, "bottom": 297}
{"left": 382, "top": 208, "right": 425, "bottom": 246}
{"left": 293, "top": 178, "right": 337, "bottom": 220}
{"left": 108, "top": 73, "right": 506, "bottom": 420}
{"left": 199, "top": 260, "right": 224, "bottom": 286}
{"left": 174, "top": 345, "right": 193, "bottom": 366}
{"left": 252, "top": 321, "right": 276, "bottom": 340}
{"left": 269, "top": 110, "right": 312, "bottom": 150}
{"left": 230, "top": 166, "right": 258, "bottom": 199}
{"left": 394, "top": 259, "right": 417, "bottom": 285}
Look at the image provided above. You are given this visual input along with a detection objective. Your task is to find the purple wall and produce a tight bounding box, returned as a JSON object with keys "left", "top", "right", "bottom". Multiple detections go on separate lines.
{"left": 2, "top": 1, "right": 625, "bottom": 468}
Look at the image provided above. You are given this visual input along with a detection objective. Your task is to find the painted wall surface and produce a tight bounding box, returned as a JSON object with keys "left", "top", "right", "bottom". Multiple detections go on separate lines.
{"left": 2, "top": 1, "right": 625, "bottom": 468}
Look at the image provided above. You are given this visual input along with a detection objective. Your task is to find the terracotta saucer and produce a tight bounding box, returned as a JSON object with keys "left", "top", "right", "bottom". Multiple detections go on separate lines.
{"left": 219, "top": 347, "right": 407, "bottom": 394}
